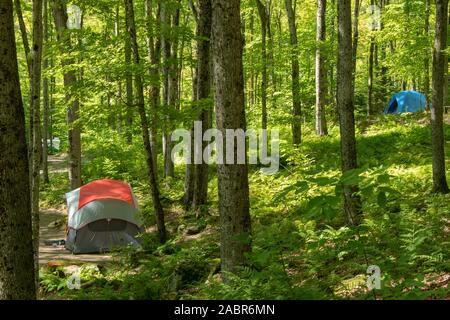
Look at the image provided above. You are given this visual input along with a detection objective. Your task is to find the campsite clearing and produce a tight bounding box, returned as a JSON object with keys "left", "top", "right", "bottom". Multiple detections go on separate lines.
{"left": 39, "top": 208, "right": 113, "bottom": 266}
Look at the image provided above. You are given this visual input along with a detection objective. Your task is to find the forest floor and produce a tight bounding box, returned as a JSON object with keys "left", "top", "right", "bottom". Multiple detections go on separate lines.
{"left": 39, "top": 208, "right": 112, "bottom": 266}
{"left": 39, "top": 155, "right": 112, "bottom": 266}
{"left": 38, "top": 115, "right": 450, "bottom": 299}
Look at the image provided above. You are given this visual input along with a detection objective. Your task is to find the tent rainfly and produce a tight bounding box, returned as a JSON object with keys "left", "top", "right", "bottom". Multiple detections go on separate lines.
{"left": 65, "top": 179, "right": 143, "bottom": 254}
{"left": 384, "top": 91, "right": 427, "bottom": 114}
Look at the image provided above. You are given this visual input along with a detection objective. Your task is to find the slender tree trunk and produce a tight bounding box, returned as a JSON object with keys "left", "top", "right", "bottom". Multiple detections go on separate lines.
{"left": 42, "top": 0, "right": 49, "bottom": 184}
{"left": 285, "top": 0, "right": 301, "bottom": 145}
{"left": 337, "top": 0, "right": 361, "bottom": 224}
{"left": 352, "top": 0, "right": 361, "bottom": 83}
{"left": 443, "top": 3, "right": 450, "bottom": 107}
{"left": 14, "top": 0, "right": 33, "bottom": 164}
{"left": 315, "top": 0, "right": 328, "bottom": 135}
{"left": 161, "top": 2, "right": 175, "bottom": 178}
{"left": 267, "top": 2, "right": 276, "bottom": 106}
{"left": 379, "top": 1, "right": 388, "bottom": 111}
{"left": 115, "top": 5, "right": 123, "bottom": 134}
{"left": 52, "top": 1, "right": 82, "bottom": 190}
{"left": 166, "top": 3, "right": 180, "bottom": 177}
{"left": 30, "top": 0, "right": 44, "bottom": 289}
{"left": 14, "top": 0, "right": 31, "bottom": 77}
{"left": 146, "top": 0, "right": 161, "bottom": 176}
{"left": 193, "top": 0, "right": 212, "bottom": 212}
{"left": 431, "top": 0, "right": 449, "bottom": 194}
{"left": 212, "top": 0, "right": 252, "bottom": 277}
{"left": 256, "top": 0, "right": 268, "bottom": 130}
{"left": 125, "top": 0, "right": 167, "bottom": 242}
{"left": 424, "top": 0, "right": 430, "bottom": 108}
{"left": 124, "top": 3, "right": 134, "bottom": 144}
{"left": 0, "top": 0, "right": 36, "bottom": 299}
{"left": 184, "top": 40, "right": 197, "bottom": 208}
{"left": 249, "top": 9, "right": 255, "bottom": 108}
{"left": 50, "top": 56, "right": 55, "bottom": 148}
{"left": 368, "top": 36, "right": 374, "bottom": 115}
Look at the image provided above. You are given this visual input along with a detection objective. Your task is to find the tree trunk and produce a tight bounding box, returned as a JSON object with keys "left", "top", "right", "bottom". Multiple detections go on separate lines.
{"left": 42, "top": 0, "right": 49, "bottom": 184}
{"left": 431, "top": 0, "right": 450, "bottom": 194}
{"left": 124, "top": 2, "right": 134, "bottom": 144}
{"left": 444, "top": 3, "right": 450, "bottom": 107}
{"left": 115, "top": 5, "right": 123, "bottom": 134}
{"left": 125, "top": 0, "right": 167, "bottom": 242}
{"left": 368, "top": 37, "right": 374, "bottom": 115}
{"left": 14, "top": 0, "right": 33, "bottom": 164}
{"left": 184, "top": 41, "right": 197, "bottom": 208}
{"left": 352, "top": 0, "right": 361, "bottom": 83}
{"left": 146, "top": 0, "right": 161, "bottom": 176}
{"left": 211, "top": 0, "right": 252, "bottom": 277}
{"left": 256, "top": 0, "right": 268, "bottom": 130}
{"left": 0, "top": 0, "right": 36, "bottom": 299}
{"left": 248, "top": 8, "right": 256, "bottom": 107}
{"left": 424, "top": 0, "right": 430, "bottom": 108}
{"left": 285, "top": 0, "right": 301, "bottom": 145}
{"left": 249, "top": 9, "right": 255, "bottom": 108}
{"left": 52, "top": 1, "right": 82, "bottom": 190}
{"left": 315, "top": 0, "right": 328, "bottom": 136}
{"left": 166, "top": 3, "right": 180, "bottom": 177}
{"left": 337, "top": 0, "right": 361, "bottom": 224}
{"left": 162, "top": 2, "right": 175, "bottom": 178}
{"left": 14, "top": 0, "right": 31, "bottom": 77}
{"left": 193, "top": 0, "right": 212, "bottom": 212}
{"left": 267, "top": 2, "right": 276, "bottom": 107}
{"left": 30, "top": 0, "right": 44, "bottom": 289}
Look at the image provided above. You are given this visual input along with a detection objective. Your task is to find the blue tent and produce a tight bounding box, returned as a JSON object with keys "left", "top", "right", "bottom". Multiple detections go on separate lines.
{"left": 384, "top": 91, "right": 427, "bottom": 114}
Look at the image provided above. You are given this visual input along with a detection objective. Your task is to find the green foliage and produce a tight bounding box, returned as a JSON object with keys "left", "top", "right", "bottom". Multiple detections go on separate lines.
{"left": 33, "top": 0, "right": 449, "bottom": 301}
{"left": 39, "top": 268, "right": 68, "bottom": 293}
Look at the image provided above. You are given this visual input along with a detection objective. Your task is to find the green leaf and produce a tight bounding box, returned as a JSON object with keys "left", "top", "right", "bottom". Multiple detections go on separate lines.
{"left": 377, "top": 191, "right": 387, "bottom": 207}
{"left": 309, "top": 176, "right": 337, "bottom": 186}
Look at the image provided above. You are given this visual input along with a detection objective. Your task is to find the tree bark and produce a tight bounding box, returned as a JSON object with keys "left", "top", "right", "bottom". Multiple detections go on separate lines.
{"left": 161, "top": 2, "right": 175, "bottom": 178}
{"left": 115, "top": 5, "right": 123, "bottom": 134}
{"left": 368, "top": 35, "right": 374, "bottom": 115}
{"left": 146, "top": 0, "right": 161, "bottom": 176}
{"left": 315, "top": 0, "right": 328, "bottom": 136}
{"left": 124, "top": 2, "right": 134, "bottom": 144}
{"left": 14, "top": 0, "right": 34, "bottom": 164}
{"left": 431, "top": 0, "right": 450, "bottom": 194}
{"left": 42, "top": 0, "right": 49, "bottom": 184}
{"left": 184, "top": 39, "right": 197, "bottom": 208}
{"left": 424, "top": 0, "right": 430, "bottom": 108}
{"left": 249, "top": 9, "right": 256, "bottom": 108}
{"left": 212, "top": 0, "right": 252, "bottom": 277}
{"left": 443, "top": 3, "right": 450, "bottom": 107}
{"left": 285, "top": 0, "right": 301, "bottom": 145}
{"left": 125, "top": 0, "right": 167, "bottom": 242}
{"left": 52, "top": 1, "right": 82, "bottom": 190}
{"left": 352, "top": 0, "right": 361, "bottom": 83}
{"left": 256, "top": 0, "right": 268, "bottom": 130}
{"left": 30, "top": 0, "right": 44, "bottom": 289}
{"left": 192, "top": 0, "right": 212, "bottom": 212}
{"left": 0, "top": 0, "right": 36, "bottom": 299}
{"left": 337, "top": 0, "right": 361, "bottom": 224}
{"left": 14, "top": 0, "right": 31, "bottom": 77}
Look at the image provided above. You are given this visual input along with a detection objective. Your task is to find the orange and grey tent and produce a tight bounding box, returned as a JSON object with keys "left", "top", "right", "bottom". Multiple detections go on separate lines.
{"left": 65, "top": 179, "right": 143, "bottom": 254}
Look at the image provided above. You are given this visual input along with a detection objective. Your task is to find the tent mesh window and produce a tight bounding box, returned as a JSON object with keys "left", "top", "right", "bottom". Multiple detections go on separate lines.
{"left": 87, "top": 219, "right": 128, "bottom": 232}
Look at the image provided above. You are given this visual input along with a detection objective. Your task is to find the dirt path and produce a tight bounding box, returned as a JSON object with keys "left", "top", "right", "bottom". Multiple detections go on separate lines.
{"left": 39, "top": 155, "right": 113, "bottom": 266}
{"left": 39, "top": 209, "right": 113, "bottom": 266}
